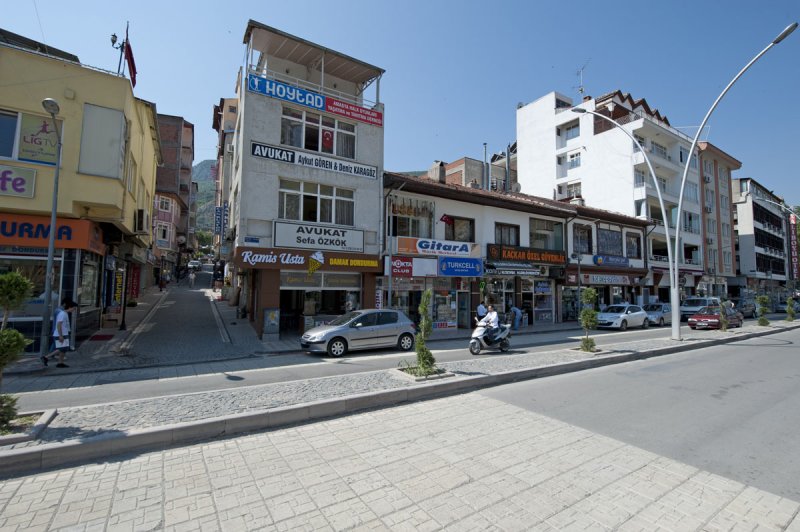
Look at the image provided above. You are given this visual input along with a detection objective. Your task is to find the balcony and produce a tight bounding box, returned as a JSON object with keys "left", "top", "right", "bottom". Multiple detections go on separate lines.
{"left": 247, "top": 67, "right": 377, "bottom": 109}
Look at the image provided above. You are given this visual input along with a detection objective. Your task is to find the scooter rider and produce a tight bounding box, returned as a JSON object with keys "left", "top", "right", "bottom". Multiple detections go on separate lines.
{"left": 477, "top": 304, "right": 499, "bottom": 343}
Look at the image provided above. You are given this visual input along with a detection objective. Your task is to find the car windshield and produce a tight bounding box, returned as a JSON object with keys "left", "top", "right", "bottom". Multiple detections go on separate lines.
{"left": 643, "top": 304, "right": 663, "bottom": 311}
{"left": 683, "top": 299, "right": 708, "bottom": 307}
{"left": 604, "top": 305, "right": 628, "bottom": 314}
{"left": 328, "top": 311, "right": 362, "bottom": 326}
{"left": 697, "top": 307, "right": 720, "bottom": 315}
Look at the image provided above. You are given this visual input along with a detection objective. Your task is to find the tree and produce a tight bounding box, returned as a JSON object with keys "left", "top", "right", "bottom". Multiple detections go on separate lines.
{"left": 756, "top": 295, "right": 771, "bottom": 326}
{"left": 414, "top": 289, "right": 436, "bottom": 374}
{"left": 579, "top": 288, "right": 598, "bottom": 352}
{"left": 0, "top": 271, "right": 34, "bottom": 428}
{"left": 786, "top": 297, "right": 795, "bottom": 322}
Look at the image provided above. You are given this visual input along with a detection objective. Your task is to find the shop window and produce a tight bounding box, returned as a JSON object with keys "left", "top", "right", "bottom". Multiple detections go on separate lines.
{"left": 445, "top": 217, "right": 475, "bottom": 242}
{"left": 0, "top": 108, "right": 62, "bottom": 165}
{"left": 529, "top": 218, "right": 563, "bottom": 250}
{"left": 280, "top": 106, "right": 355, "bottom": 159}
{"left": 625, "top": 233, "right": 641, "bottom": 259}
{"left": 390, "top": 198, "right": 432, "bottom": 238}
{"left": 573, "top": 224, "right": 592, "bottom": 254}
{"left": 598, "top": 226, "right": 623, "bottom": 256}
{"left": 495, "top": 223, "right": 519, "bottom": 246}
{"left": 279, "top": 179, "right": 354, "bottom": 227}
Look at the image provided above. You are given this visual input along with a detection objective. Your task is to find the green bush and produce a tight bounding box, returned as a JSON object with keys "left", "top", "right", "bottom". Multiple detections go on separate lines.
{"left": 786, "top": 297, "right": 795, "bottom": 322}
{"left": 756, "top": 295, "right": 771, "bottom": 326}
{"left": 0, "top": 394, "right": 18, "bottom": 428}
{"left": 414, "top": 289, "right": 436, "bottom": 375}
{"left": 719, "top": 300, "right": 729, "bottom": 331}
{"left": 0, "top": 270, "right": 35, "bottom": 430}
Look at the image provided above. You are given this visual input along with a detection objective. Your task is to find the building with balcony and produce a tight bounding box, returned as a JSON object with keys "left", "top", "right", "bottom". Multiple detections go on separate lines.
{"left": 155, "top": 114, "right": 194, "bottom": 276}
{"left": 0, "top": 28, "right": 161, "bottom": 346}
{"left": 517, "top": 90, "right": 705, "bottom": 301}
{"left": 697, "top": 142, "right": 741, "bottom": 298}
{"left": 225, "top": 21, "right": 385, "bottom": 338}
{"left": 732, "top": 177, "right": 792, "bottom": 307}
{"left": 211, "top": 98, "right": 238, "bottom": 258}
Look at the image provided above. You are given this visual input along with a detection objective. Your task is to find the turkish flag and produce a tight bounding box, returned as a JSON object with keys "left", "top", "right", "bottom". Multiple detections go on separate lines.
{"left": 322, "top": 130, "right": 334, "bottom": 151}
{"left": 125, "top": 28, "right": 137, "bottom": 87}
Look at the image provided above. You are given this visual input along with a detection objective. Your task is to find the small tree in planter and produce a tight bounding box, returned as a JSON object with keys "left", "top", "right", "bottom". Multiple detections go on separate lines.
{"left": 413, "top": 289, "right": 437, "bottom": 375}
{"left": 579, "top": 287, "right": 598, "bottom": 352}
{"left": 786, "top": 297, "right": 795, "bottom": 322}
{"left": 719, "top": 300, "right": 730, "bottom": 331}
{"left": 756, "top": 295, "right": 771, "bottom": 326}
{"left": 0, "top": 271, "right": 34, "bottom": 429}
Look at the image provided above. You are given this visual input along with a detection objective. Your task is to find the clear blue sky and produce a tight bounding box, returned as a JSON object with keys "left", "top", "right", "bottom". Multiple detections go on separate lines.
{"left": 5, "top": 0, "right": 799, "bottom": 205}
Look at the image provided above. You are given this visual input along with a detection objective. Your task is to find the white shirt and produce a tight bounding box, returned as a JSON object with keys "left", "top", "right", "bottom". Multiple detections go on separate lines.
{"left": 480, "top": 310, "right": 499, "bottom": 329}
{"left": 52, "top": 308, "right": 71, "bottom": 338}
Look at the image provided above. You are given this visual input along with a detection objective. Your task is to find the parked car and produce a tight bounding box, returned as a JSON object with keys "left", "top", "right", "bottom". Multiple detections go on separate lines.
{"left": 596, "top": 304, "right": 648, "bottom": 331}
{"left": 688, "top": 306, "right": 743, "bottom": 330}
{"left": 643, "top": 303, "right": 672, "bottom": 326}
{"left": 730, "top": 298, "right": 756, "bottom": 318}
{"left": 679, "top": 297, "right": 721, "bottom": 321}
{"left": 300, "top": 309, "right": 416, "bottom": 357}
{"left": 187, "top": 260, "right": 202, "bottom": 271}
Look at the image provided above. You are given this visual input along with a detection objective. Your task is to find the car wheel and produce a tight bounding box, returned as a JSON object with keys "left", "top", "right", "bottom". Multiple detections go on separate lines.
{"left": 619, "top": 320, "right": 628, "bottom": 331}
{"left": 641, "top": 319, "right": 649, "bottom": 329}
{"left": 397, "top": 333, "right": 414, "bottom": 351}
{"left": 658, "top": 318, "right": 665, "bottom": 327}
{"left": 327, "top": 337, "right": 348, "bottom": 357}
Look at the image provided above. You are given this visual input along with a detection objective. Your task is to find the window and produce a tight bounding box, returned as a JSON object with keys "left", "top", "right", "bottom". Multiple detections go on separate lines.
{"left": 565, "top": 123, "right": 580, "bottom": 140}
{"left": 573, "top": 224, "right": 592, "bottom": 254}
{"left": 650, "top": 141, "right": 668, "bottom": 159}
{"left": 718, "top": 167, "right": 729, "bottom": 182}
{"left": 0, "top": 108, "right": 62, "bottom": 165}
{"left": 597, "top": 226, "right": 623, "bottom": 256}
{"left": 682, "top": 212, "right": 701, "bottom": 234}
{"left": 703, "top": 159, "right": 714, "bottom": 176}
{"left": 707, "top": 219, "right": 717, "bottom": 235}
{"left": 625, "top": 233, "right": 641, "bottom": 259}
{"left": 157, "top": 222, "right": 169, "bottom": 242}
{"left": 679, "top": 147, "right": 689, "bottom": 163}
{"left": 634, "top": 169, "right": 646, "bottom": 187}
{"left": 633, "top": 134, "right": 646, "bottom": 152}
{"left": 706, "top": 194, "right": 715, "bottom": 209}
{"left": 280, "top": 106, "right": 355, "bottom": 159}
{"left": 159, "top": 197, "right": 171, "bottom": 212}
{"left": 279, "top": 179, "right": 354, "bottom": 226}
{"left": 495, "top": 223, "right": 519, "bottom": 246}
{"left": 566, "top": 182, "right": 581, "bottom": 198}
{"left": 685, "top": 182, "right": 699, "bottom": 203}
{"left": 657, "top": 177, "right": 668, "bottom": 194}
{"left": 720, "top": 194, "right": 729, "bottom": 211}
{"left": 568, "top": 152, "right": 581, "bottom": 169}
{"left": 445, "top": 217, "right": 475, "bottom": 242}
{"left": 723, "top": 251, "right": 732, "bottom": 267}
{"left": 722, "top": 223, "right": 731, "bottom": 237}
{"left": 530, "top": 218, "right": 564, "bottom": 250}
{"left": 390, "top": 198, "right": 432, "bottom": 238}
{"left": 0, "top": 110, "right": 16, "bottom": 158}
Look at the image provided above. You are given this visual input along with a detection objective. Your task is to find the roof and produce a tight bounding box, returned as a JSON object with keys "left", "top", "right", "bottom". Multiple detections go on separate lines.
{"left": 697, "top": 142, "right": 742, "bottom": 169}
{"left": 0, "top": 27, "right": 79, "bottom": 63}
{"left": 595, "top": 90, "right": 670, "bottom": 126}
{"left": 244, "top": 20, "right": 384, "bottom": 86}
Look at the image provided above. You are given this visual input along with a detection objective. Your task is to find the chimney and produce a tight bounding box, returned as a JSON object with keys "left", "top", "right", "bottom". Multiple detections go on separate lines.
{"left": 428, "top": 160, "right": 446, "bottom": 183}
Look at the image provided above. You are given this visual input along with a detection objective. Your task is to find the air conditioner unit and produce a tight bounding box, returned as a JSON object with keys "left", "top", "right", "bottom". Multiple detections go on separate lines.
{"left": 226, "top": 144, "right": 234, "bottom": 154}
{"left": 134, "top": 209, "right": 149, "bottom": 234}
{"left": 703, "top": 176, "right": 712, "bottom": 183}
{"left": 706, "top": 238, "right": 713, "bottom": 245}
{"left": 224, "top": 227, "right": 236, "bottom": 241}
{"left": 704, "top": 206, "right": 712, "bottom": 213}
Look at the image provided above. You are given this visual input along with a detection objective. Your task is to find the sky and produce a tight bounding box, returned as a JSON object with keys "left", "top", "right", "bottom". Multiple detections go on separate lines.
{"left": 5, "top": 0, "right": 800, "bottom": 205}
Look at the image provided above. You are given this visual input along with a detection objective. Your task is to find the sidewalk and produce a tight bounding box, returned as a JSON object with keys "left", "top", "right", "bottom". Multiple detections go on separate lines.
{"left": 1, "top": 320, "right": 798, "bottom": 475}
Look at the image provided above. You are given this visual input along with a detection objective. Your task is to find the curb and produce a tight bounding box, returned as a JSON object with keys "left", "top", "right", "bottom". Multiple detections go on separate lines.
{"left": 1, "top": 323, "right": 796, "bottom": 476}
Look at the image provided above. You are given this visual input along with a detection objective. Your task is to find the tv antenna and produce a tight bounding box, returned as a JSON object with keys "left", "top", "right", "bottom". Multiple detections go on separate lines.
{"left": 574, "top": 59, "right": 591, "bottom": 96}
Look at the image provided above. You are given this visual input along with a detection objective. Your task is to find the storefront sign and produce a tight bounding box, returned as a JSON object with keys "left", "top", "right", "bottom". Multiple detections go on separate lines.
{"left": 251, "top": 142, "right": 377, "bottom": 179}
{"left": 0, "top": 213, "right": 105, "bottom": 254}
{"left": 0, "top": 165, "right": 36, "bottom": 198}
{"left": 587, "top": 274, "right": 633, "bottom": 285}
{"left": 438, "top": 257, "right": 482, "bottom": 277}
{"left": 432, "top": 321, "right": 457, "bottom": 329}
{"left": 534, "top": 281, "right": 551, "bottom": 294}
{"left": 375, "top": 289, "right": 382, "bottom": 309}
{"left": 214, "top": 206, "right": 222, "bottom": 235}
{"left": 487, "top": 244, "right": 566, "bottom": 265}
{"left": 235, "top": 246, "right": 380, "bottom": 272}
{"left": 129, "top": 265, "right": 141, "bottom": 299}
{"left": 247, "top": 74, "right": 384, "bottom": 127}
{"left": 390, "top": 256, "right": 413, "bottom": 277}
{"left": 18, "top": 113, "right": 61, "bottom": 165}
{"left": 109, "top": 269, "right": 124, "bottom": 314}
{"left": 397, "top": 237, "right": 480, "bottom": 258}
{"left": 790, "top": 214, "right": 798, "bottom": 279}
{"left": 593, "top": 255, "right": 629, "bottom": 267}
{"left": 274, "top": 221, "right": 364, "bottom": 253}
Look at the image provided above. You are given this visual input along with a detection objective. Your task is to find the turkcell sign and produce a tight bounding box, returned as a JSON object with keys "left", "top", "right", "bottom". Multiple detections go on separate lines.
{"left": 438, "top": 257, "right": 482, "bottom": 277}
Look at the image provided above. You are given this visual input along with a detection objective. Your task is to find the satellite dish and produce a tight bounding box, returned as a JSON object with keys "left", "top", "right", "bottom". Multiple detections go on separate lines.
{"left": 177, "top": 236, "right": 187, "bottom": 245}
{"left": 512, "top": 183, "right": 522, "bottom": 193}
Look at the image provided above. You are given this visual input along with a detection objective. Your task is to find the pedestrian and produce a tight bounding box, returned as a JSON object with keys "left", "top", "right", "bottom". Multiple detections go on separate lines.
{"left": 189, "top": 270, "right": 196, "bottom": 288}
{"left": 510, "top": 304, "right": 522, "bottom": 330}
{"left": 42, "top": 298, "right": 77, "bottom": 368}
{"left": 477, "top": 301, "right": 487, "bottom": 321}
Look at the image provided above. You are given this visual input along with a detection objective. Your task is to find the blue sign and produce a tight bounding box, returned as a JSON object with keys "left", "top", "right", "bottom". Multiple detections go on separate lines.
{"left": 214, "top": 206, "right": 222, "bottom": 235}
{"left": 438, "top": 257, "right": 483, "bottom": 277}
{"left": 247, "top": 75, "right": 325, "bottom": 111}
{"left": 593, "top": 255, "right": 629, "bottom": 267}
{"left": 223, "top": 201, "right": 229, "bottom": 229}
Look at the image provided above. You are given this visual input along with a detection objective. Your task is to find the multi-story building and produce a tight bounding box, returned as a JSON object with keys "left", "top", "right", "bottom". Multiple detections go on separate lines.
{"left": 155, "top": 114, "right": 194, "bottom": 277}
{"left": 211, "top": 97, "right": 238, "bottom": 258}
{"left": 226, "top": 21, "right": 385, "bottom": 338}
{"left": 697, "top": 142, "right": 741, "bottom": 298}
{"left": 732, "top": 177, "right": 792, "bottom": 308}
{"left": 517, "top": 90, "right": 704, "bottom": 301}
{"left": 0, "top": 28, "right": 161, "bottom": 345}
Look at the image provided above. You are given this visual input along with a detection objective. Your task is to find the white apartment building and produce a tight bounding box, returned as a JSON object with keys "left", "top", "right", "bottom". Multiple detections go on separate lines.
{"left": 517, "top": 90, "right": 705, "bottom": 301}
{"left": 732, "top": 177, "right": 793, "bottom": 307}
{"left": 224, "top": 20, "right": 385, "bottom": 338}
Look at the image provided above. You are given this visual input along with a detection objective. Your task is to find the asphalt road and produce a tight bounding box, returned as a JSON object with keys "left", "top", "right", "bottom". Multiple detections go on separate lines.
{"left": 479, "top": 327, "right": 800, "bottom": 500}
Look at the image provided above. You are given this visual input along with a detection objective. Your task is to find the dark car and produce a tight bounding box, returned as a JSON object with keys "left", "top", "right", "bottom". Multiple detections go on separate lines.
{"left": 688, "top": 306, "right": 743, "bottom": 330}
{"left": 730, "top": 298, "right": 756, "bottom": 318}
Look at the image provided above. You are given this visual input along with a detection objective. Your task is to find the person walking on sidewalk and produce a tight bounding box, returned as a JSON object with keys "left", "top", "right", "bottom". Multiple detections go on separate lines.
{"left": 189, "top": 270, "right": 196, "bottom": 288}
{"left": 510, "top": 304, "right": 522, "bottom": 330}
{"left": 42, "top": 298, "right": 77, "bottom": 368}
{"left": 477, "top": 301, "right": 487, "bottom": 321}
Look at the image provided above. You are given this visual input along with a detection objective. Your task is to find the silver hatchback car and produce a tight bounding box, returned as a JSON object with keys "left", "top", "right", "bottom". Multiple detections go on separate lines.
{"left": 300, "top": 309, "right": 416, "bottom": 357}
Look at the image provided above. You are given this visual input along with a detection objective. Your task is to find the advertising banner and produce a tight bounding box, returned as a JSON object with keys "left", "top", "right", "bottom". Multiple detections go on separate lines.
{"left": 397, "top": 237, "right": 480, "bottom": 257}
{"left": 18, "top": 113, "right": 61, "bottom": 165}
{"left": 593, "top": 255, "right": 630, "bottom": 267}
{"left": 790, "top": 214, "right": 798, "bottom": 279}
{"left": 251, "top": 142, "right": 377, "bottom": 179}
{"left": 235, "top": 247, "right": 380, "bottom": 272}
{"left": 0, "top": 213, "right": 105, "bottom": 254}
{"left": 274, "top": 221, "right": 364, "bottom": 253}
{"left": 214, "top": 207, "right": 222, "bottom": 235}
{"left": 487, "top": 244, "right": 566, "bottom": 265}
{"left": 438, "top": 257, "right": 483, "bottom": 277}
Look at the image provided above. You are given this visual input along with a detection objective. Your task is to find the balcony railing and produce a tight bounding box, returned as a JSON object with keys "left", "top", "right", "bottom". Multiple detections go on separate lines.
{"left": 247, "top": 67, "right": 377, "bottom": 109}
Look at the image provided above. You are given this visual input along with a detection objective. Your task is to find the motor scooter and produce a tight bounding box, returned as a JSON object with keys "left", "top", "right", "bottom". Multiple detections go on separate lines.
{"left": 469, "top": 317, "right": 511, "bottom": 355}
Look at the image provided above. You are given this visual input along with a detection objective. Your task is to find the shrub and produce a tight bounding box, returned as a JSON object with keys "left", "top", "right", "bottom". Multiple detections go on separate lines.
{"left": 0, "top": 271, "right": 34, "bottom": 430}
{"left": 579, "top": 288, "right": 598, "bottom": 352}
{"left": 756, "top": 295, "right": 771, "bottom": 326}
{"left": 0, "top": 394, "right": 18, "bottom": 428}
{"left": 414, "top": 289, "right": 436, "bottom": 375}
{"left": 786, "top": 297, "right": 795, "bottom": 322}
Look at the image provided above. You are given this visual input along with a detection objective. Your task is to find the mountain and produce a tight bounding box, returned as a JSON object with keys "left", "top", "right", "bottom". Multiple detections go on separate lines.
{"left": 192, "top": 160, "right": 217, "bottom": 230}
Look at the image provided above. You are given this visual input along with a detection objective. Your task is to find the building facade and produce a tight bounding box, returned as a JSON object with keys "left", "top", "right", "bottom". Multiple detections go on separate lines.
{"left": 225, "top": 21, "right": 385, "bottom": 338}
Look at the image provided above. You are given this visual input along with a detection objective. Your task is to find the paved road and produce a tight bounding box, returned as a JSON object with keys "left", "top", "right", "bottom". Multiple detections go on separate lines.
{"left": 482, "top": 330, "right": 800, "bottom": 500}
{"left": 2, "top": 384, "right": 798, "bottom": 530}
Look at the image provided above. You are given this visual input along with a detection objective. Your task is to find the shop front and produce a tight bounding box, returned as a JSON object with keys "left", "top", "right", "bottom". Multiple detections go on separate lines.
{"left": 0, "top": 213, "right": 105, "bottom": 351}
{"left": 234, "top": 246, "right": 381, "bottom": 338}
{"left": 484, "top": 244, "right": 566, "bottom": 326}
{"left": 562, "top": 263, "right": 649, "bottom": 321}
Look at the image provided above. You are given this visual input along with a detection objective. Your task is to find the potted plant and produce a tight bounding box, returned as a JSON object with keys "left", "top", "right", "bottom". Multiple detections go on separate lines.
{"left": 579, "top": 287, "right": 598, "bottom": 352}
{"left": 0, "top": 271, "right": 34, "bottom": 429}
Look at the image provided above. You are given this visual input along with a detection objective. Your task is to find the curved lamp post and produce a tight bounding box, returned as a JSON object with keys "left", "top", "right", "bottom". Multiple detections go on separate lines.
{"left": 672, "top": 22, "right": 797, "bottom": 339}
{"left": 39, "top": 98, "right": 63, "bottom": 357}
{"left": 571, "top": 108, "right": 679, "bottom": 337}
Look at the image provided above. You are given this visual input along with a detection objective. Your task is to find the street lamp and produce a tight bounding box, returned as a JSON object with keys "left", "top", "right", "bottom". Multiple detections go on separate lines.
{"left": 672, "top": 22, "right": 796, "bottom": 338}
{"left": 39, "top": 98, "right": 62, "bottom": 357}
{"left": 571, "top": 108, "right": 679, "bottom": 338}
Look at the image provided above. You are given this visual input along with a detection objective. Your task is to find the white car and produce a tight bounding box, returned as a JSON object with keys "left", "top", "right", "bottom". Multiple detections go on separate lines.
{"left": 643, "top": 303, "right": 672, "bottom": 326}
{"left": 187, "top": 260, "right": 201, "bottom": 271}
{"left": 596, "top": 304, "right": 649, "bottom": 331}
